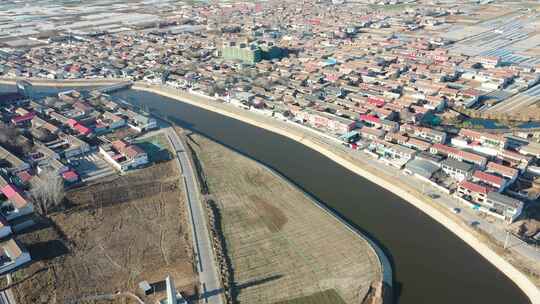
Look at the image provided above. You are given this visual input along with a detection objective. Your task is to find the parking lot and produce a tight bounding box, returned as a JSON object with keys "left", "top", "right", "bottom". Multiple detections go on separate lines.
{"left": 68, "top": 151, "right": 116, "bottom": 182}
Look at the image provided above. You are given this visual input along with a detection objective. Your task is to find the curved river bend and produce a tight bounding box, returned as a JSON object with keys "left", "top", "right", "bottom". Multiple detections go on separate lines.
{"left": 1, "top": 86, "right": 530, "bottom": 304}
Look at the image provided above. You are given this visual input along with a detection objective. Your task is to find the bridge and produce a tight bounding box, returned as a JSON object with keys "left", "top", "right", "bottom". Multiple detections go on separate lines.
{"left": 96, "top": 81, "right": 133, "bottom": 94}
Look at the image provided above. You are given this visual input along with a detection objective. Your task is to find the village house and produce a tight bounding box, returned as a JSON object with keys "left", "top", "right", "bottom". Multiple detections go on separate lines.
{"left": 100, "top": 140, "right": 148, "bottom": 172}
{"left": 0, "top": 238, "right": 31, "bottom": 275}
{"left": 441, "top": 158, "right": 473, "bottom": 181}
{"left": 457, "top": 180, "right": 494, "bottom": 204}
{"left": 485, "top": 192, "right": 524, "bottom": 223}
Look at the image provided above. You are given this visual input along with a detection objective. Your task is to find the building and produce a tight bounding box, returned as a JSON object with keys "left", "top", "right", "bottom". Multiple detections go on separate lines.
{"left": 441, "top": 158, "right": 473, "bottom": 181}
{"left": 404, "top": 158, "right": 440, "bottom": 179}
{"left": 222, "top": 40, "right": 284, "bottom": 64}
{"left": 0, "top": 238, "right": 31, "bottom": 275}
{"left": 485, "top": 192, "right": 523, "bottom": 223}
{"left": 431, "top": 144, "right": 487, "bottom": 168}
{"left": 100, "top": 140, "right": 148, "bottom": 172}
{"left": 401, "top": 125, "right": 446, "bottom": 144}
{"left": 459, "top": 129, "right": 507, "bottom": 150}
{"left": 0, "top": 185, "right": 34, "bottom": 221}
{"left": 471, "top": 170, "right": 507, "bottom": 192}
{"left": 486, "top": 161, "right": 519, "bottom": 182}
{"left": 457, "top": 180, "right": 494, "bottom": 204}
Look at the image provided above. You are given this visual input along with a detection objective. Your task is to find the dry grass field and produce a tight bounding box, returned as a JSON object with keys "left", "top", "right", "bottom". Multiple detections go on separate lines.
{"left": 187, "top": 133, "right": 381, "bottom": 304}
{"left": 12, "top": 159, "right": 196, "bottom": 304}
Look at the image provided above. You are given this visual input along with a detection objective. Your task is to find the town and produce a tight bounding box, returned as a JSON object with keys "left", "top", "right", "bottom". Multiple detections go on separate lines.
{"left": 0, "top": 83, "right": 159, "bottom": 286}
{"left": 1, "top": 0, "right": 540, "bottom": 303}
{"left": 3, "top": 1, "right": 537, "bottom": 225}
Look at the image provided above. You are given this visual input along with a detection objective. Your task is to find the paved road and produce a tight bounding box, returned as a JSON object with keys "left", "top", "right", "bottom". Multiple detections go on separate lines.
{"left": 165, "top": 127, "right": 223, "bottom": 304}
{"left": 334, "top": 144, "right": 540, "bottom": 263}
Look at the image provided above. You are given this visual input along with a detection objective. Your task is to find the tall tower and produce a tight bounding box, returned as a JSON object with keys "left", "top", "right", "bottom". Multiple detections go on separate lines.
{"left": 165, "top": 275, "right": 177, "bottom": 304}
{"left": 16, "top": 80, "right": 33, "bottom": 99}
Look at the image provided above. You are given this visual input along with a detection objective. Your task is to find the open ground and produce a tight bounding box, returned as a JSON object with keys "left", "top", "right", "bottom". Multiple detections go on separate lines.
{"left": 185, "top": 132, "right": 382, "bottom": 304}
{"left": 10, "top": 152, "right": 196, "bottom": 303}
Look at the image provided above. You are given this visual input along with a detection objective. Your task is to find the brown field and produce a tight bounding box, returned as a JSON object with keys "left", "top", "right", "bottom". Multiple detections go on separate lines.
{"left": 11, "top": 159, "right": 196, "bottom": 304}
{"left": 187, "top": 133, "right": 381, "bottom": 304}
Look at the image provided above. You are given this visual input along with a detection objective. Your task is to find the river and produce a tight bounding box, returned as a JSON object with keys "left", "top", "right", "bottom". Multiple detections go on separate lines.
{"left": 0, "top": 85, "right": 530, "bottom": 304}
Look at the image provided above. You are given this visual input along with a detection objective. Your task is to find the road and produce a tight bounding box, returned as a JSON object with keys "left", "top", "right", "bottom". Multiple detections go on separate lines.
{"left": 335, "top": 144, "right": 540, "bottom": 263}
{"left": 0, "top": 275, "right": 16, "bottom": 304}
{"left": 165, "top": 127, "right": 223, "bottom": 304}
{"left": 139, "top": 83, "right": 540, "bottom": 266}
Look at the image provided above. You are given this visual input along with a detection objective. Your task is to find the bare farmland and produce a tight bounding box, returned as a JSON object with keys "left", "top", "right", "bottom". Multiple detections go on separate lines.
{"left": 187, "top": 133, "right": 381, "bottom": 304}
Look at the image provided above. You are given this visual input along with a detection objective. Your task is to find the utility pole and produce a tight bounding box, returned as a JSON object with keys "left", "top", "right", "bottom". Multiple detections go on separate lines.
{"left": 504, "top": 230, "right": 510, "bottom": 250}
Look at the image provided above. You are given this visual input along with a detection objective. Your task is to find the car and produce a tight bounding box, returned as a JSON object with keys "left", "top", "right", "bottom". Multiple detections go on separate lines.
{"left": 451, "top": 207, "right": 461, "bottom": 214}
{"left": 428, "top": 193, "right": 440, "bottom": 199}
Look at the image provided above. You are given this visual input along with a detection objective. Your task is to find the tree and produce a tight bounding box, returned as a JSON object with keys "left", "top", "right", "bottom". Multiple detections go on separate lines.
{"left": 29, "top": 170, "right": 65, "bottom": 216}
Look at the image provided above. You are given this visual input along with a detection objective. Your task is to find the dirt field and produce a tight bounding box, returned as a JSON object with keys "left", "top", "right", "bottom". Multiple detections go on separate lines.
{"left": 186, "top": 133, "right": 381, "bottom": 304}
{"left": 11, "top": 159, "right": 196, "bottom": 304}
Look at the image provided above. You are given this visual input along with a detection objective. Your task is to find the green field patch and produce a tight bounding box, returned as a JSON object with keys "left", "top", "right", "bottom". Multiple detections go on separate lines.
{"left": 274, "top": 289, "right": 346, "bottom": 304}
{"left": 135, "top": 134, "right": 173, "bottom": 162}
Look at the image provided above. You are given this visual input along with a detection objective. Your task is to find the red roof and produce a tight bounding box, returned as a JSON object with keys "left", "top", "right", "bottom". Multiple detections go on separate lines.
{"left": 16, "top": 171, "right": 32, "bottom": 183}
{"left": 11, "top": 112, "right": 35, "bottom": 124}
{"left": 66, "top": 118, "right": 78, "bottom": 127}
{"left": 367, "top": 96, "right": 386, "bottom": 107}
{"left": 62, "top": 170, "right": 78, "bottom": 181}
{"left": 459, "top": 180, "right": 493, "bottom": 195}
{"left": 0, "top": 185, "right": 28, "bottom": 209}
{"left": 112, "top": 140, "right": 128, "bottom": 151}
{"left": 73, "top": 123, "right": 91, "bottom": 135}
{"left": 473, "top": 170, "right": 504, "bottom": 188}
{"left": 486, "top": 162, "right": 518, "bottom": 178}
{"left": 359, "top": 114, "right": 381, "bottom": 124}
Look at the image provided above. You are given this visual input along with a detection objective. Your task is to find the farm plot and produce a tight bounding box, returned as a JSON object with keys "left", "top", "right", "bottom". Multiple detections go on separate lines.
{"left": 188, "top": 134, "right": 381, "bottom": 304}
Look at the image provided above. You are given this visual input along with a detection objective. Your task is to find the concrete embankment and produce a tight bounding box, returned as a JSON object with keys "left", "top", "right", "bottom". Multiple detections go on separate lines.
{"left": 0, "top": 77, "right": 125, "bottom": 87}
{"left": 132, "top": 83, "right": 540, "bottom": 304}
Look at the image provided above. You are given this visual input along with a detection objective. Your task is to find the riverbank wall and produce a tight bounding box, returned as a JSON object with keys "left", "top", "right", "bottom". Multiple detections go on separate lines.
{"left": 132, "top": 83, "right": 540, "bottom": 303}
{"left": 1, "top": 78, "right": 537, "bottom": 302}
{"left": 0, "top": 77, "right": 125, "bottom": 87}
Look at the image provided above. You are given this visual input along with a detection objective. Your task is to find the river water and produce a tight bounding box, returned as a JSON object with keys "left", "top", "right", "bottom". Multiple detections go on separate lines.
{"left": 0, "top": 85, "right": 530, "bottom": 304}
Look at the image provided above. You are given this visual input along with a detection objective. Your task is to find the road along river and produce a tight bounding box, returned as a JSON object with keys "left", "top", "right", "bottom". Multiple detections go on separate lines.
{"left": 0, "top": 84, "right": 532, "bottom": 304}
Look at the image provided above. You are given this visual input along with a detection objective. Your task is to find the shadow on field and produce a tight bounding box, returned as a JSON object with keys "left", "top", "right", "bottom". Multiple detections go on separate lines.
{"left": 237, "top": 274, "right": 284, "bottom": 290}
{"left": 27, "top": 240, "right": 69, "bottom": 261}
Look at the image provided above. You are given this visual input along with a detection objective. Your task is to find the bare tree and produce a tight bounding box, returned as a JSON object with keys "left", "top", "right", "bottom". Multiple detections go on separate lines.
{"left": 29, "top": 170, "right": 65, "bottom": 216}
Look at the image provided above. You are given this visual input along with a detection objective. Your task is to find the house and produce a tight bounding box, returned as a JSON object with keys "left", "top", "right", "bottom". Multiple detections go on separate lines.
{"left": 101, "top": 112, "right": 126, "bottom": 129}
{"left": 497, "top": 149, "right": 531, "bottom": 168}
{"left": 471, "top": 170, "right": 507, "bottom": 191}
{"left": 485, "top": 192, "right": 524, "bottom": 223}
{"left": 404, "top": 158, "right": 440, "bottom": 179}
{"left": 0, "top": 185, "right": 33, "bottom": 221}
{"left": 0, "top": 238, "right": 31, "bottom": 275}
{"left": 441, "top": 158, "right": 473, "bottom": 181}
{"left": 62, "top": 170, "right": 79, "bottom": 183}
{"left": 457, "top": 180, "right": 494, "bottom": 204}
{"left": 401, "top": 125, "right": 446, "bottom": 144}
{"left": 100, "top": 140, "right": 148, "bottom": 172}
{"left": 0, "top": 217, "right": 12, "bottom": 239}
{"left": 385, "top": 144, "right": 416, "bottom": 162}
{"left": 431, "top": 144, "right": 487, "bottom": 168}
{"left": 404, "top": 137, "right": 432, "bottom": 151}
{"left": 0, "top": 146, "right": 30, "bottom": 173}
{"left": 459, "top": 129, "right": 507, "bottom": 150}
{"left": 486, "top": 161, "right": 519, "bottom": 182}
{"left": 359, "top": 127, "right": 386, "bottom": 140}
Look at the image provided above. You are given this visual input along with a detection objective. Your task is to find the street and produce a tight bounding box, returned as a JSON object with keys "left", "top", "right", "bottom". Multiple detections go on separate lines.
{"left": 165, "top": 127, "right": 223, "bottom": 304}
